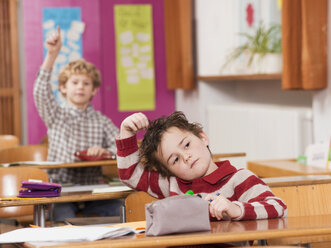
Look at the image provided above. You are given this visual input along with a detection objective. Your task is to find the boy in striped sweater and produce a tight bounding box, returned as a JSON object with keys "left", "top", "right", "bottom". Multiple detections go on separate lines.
{"left": 116, "top": 111, "right": 287, "bottom": 221}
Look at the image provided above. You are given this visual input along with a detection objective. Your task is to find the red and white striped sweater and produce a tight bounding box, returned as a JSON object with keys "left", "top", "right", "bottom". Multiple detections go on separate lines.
{"left": 116, "top": 135, "right": 287, "bottom": 220}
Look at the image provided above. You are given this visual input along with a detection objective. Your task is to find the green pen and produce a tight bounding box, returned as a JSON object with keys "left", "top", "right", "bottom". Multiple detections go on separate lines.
{"left": 185, "top": 190, "right": 194, "bottom": 195}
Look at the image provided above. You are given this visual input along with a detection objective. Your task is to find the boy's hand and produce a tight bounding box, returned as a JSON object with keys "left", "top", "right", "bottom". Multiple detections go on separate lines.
{"left": 41, "top": 26, "right": 62, "bottom": 70}
{"left": 87, "top": 146, "right": 111, "bottom": 158}
{"left": 120, "top": 112, "right": 149, "bottom": 139}
{"left": 205, "top": 193, "right": 242, "bottom": 220}
{"left": 46, "top": 25, "right": 62, "bottom": 56}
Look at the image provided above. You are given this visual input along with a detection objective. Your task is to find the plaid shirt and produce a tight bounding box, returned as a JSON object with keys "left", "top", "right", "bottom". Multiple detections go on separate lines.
{"left": 34, "top": 69, "right": 119, "bottom": 185}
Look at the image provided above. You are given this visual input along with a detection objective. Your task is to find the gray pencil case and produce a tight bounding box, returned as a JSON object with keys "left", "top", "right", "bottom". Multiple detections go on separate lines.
{"left": 145, "top": 194, "right": 211, "bottom": 236}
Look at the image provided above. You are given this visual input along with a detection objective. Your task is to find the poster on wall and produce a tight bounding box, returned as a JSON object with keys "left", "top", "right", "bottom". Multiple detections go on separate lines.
{"left": 239, "top": 0, "right": 281, "bottom": 37}
{"left": 42, "top": 7, "right": 85, "bottom": 104}
{"left": 114, "top": 4, "right": 156, "bottom": 111}
{"left": 233, "top": 0, "right": 282, "bottom": 74}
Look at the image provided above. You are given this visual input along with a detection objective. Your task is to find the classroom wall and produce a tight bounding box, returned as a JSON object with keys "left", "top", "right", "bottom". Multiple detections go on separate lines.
{"left": 176, "top": 0, "right": 324, "bottom": 145}
{"left": 22, "top": 0, "right": 174, "bottom": 144}
{"left": 312, "top": 1, "right": 331, "bottom": 142}
{"left": 23, "top": 0, "right": 101, "bottom": 144}
{"left": 19, "top": 0, "right": 330, "bottom": 147}
{"left": 99, "top": 0, "right": 173, "bottom": 130}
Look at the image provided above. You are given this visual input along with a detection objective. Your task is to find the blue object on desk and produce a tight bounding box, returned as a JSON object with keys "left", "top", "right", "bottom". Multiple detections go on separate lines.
{"left": 209, "top": 192, "right": 220, "bottom": 202}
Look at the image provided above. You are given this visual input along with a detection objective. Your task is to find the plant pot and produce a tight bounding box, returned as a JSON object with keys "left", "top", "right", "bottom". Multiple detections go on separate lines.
{"left": 248, "top": 53, "right": 282, "bottom": 74}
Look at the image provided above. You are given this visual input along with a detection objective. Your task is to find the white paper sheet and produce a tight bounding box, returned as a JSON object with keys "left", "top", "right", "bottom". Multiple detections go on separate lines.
{"left": 0, "top": 226, "right": 134, "bottom": 243}
{"left": 1, "top": 161, "right": 62, "bottom": 167}
{"left": 92, "top": 185, "right": 133, "bottom": 194}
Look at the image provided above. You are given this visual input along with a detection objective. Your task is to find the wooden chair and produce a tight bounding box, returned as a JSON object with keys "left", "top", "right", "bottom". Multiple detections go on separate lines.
{"left": 212, "top": 152, "right": 246, "bottom": 170}
{"left": 270, "top": 180, "right": 331, "bottom": 217}
{"left": 0, "top": 167, "right": 48, "bottom": 223}
{"left": 40, "top": 136, "right": 48, "bottom": 147}
{"left": 212, "top": 152, "right": 246, "bottom": 161}
{"left": 122, "top": 154, "right": 244, "bottom": 223}
{"left": 237, "top": 247, "right": 304, "bottom": 248}
{"left": 0, "top": 134, "right": 19, "bottom": 150}
{"left": 103, "top": 152, "right": 247, "bottom": 182}
{"left": 268, "top": 179, "right": 331, "bottom": 247}
{"left": 0, "top": 144, "right": 48, "bottom": 163}
{"left": 125, "top": 191, "right": 158, "bottom": 222}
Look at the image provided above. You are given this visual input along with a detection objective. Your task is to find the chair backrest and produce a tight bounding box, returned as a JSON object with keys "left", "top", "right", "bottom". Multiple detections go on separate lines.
{"left": 125, "top": 191, "right": 158, "bottom": 222}
{"left": 0, "top": 135, "right": 19, "bottom": 150}
{"left": 213, "top": 152, "right": 247, "bottom": 170}
{"left": 126, "top": 182, "right": 331, "bottom": 221}
{"left": 271, "top": 182, "right": 331, "bottom": 217}
{"left": 0, "top": 167, "right": 48, "bottom": 218}
{"left": 236, "top": 246, "right": 304, "bottom": 248}
{"left": 212, "top": 152, "right": 246, "bottom": 160}
{"left": 0, "top": 144, "right": 48, "bottom": 163}
{"left": 268, "top": 182, "right": 331, "bottom": 246}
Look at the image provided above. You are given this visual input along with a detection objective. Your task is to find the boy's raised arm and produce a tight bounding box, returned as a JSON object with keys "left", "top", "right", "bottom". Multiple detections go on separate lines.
{"left": 120, "top": 112, "right": 149, "bottom": 139}
{"left": 41, "top": 26, "right": 62, "bottom": 71}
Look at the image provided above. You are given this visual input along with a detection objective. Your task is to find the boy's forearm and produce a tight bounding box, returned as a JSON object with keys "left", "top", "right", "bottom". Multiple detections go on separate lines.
{"left": 41, "top": 52, "right": 57, "bottom": 71}
{"left": 119, "top": 129, "right": 136, "bottom": 139}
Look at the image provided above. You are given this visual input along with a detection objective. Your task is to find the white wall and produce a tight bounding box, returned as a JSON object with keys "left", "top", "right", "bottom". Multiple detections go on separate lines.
{"left": 176, "top": 0, "right": 320, "bottom": 131}
{"left": 18, "top": 0, "right": 329, "bottom": 147}
{"left": 312, "top": 1, "right": 331, "bottom": 142}
{"left": 176, "top": 0, "right": 320, "bottom": 141}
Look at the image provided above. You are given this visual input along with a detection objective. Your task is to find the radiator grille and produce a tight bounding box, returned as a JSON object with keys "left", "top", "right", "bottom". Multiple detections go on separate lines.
{"left": 207, "top": 104, "right": 313, "bottom": 160}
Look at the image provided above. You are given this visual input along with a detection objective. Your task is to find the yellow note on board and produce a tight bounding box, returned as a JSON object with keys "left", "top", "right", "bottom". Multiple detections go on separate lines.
{"left": 114, "top": 4, "right": 156, "bottom": 111}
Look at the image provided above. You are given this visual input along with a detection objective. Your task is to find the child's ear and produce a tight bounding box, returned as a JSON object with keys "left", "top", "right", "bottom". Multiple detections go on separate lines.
{"left": 199, "top": 131, "right": 209, "bottom": 146}
{"left": 59, "top": 84, "right": 67, "bottom": 95}
{"left": 91, "top": 87, "right": 98, "bottom": 96}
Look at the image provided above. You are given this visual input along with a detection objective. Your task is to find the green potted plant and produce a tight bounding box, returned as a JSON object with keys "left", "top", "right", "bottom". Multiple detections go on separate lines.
{"left": 221, "top": 21, "right": 282, "bottom": 74}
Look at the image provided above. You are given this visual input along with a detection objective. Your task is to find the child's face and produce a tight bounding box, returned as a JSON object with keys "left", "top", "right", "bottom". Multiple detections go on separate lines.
{"left": 156, "top": 127, "right": 218, "bottom": 181}
{"left": 60, "top": 74, "right": 97, "bottom": 109}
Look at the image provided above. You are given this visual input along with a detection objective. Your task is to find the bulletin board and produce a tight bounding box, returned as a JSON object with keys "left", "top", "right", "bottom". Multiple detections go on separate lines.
{"left": 114, "top": 4, "right": 155, "bottom": 111}
{"left": 99, "top": 0, "right": 174, "bottom": 133}
{"left": 23, "top": 0, "right": 174, "bottom": 144}
{"left": 42, "top": 7, "right": 84, "bottom": 104}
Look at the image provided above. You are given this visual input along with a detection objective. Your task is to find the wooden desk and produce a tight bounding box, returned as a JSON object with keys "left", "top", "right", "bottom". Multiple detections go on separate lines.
{"left": 263, "top": 174, "right": 331, "bottom": 187}
{"left": 18, "top": 160, "right": 119, "bottom": 179}
{"left": 19, "top": 154, "right": 244, "bottom": 170}
{"left": 23, "top": 215, "right": 331, "bottom": 248}
{"left": 247, "top": 159, "right": 331, "bottom": 178}
{"left": 0, "top": 191, "right": 133, "bottom": 227}
{"left": 18, "top": 160, "right": 117, "bottom": 169}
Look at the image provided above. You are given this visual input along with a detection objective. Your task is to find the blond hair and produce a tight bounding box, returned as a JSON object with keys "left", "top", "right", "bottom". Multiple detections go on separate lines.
{"left": 58, "top": 59, "right": 101, "bottom": 90}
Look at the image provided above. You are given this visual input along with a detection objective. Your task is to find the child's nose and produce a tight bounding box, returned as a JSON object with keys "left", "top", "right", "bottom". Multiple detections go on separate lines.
{"left": 183, "top": 152, "right": 192, "bottom": 162}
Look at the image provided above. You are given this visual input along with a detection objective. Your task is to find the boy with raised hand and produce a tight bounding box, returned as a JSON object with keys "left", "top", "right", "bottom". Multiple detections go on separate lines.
{"left": 34, "top": 26, "right": 122, "bottom": 221}
{"left": 116, "top": 111, "right": 287, "bottom": 221}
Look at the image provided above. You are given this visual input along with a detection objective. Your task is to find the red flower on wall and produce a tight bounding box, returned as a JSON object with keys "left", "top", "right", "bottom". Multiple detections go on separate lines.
{"left": 246, "top": 3, "right": 254, "bottom": 27}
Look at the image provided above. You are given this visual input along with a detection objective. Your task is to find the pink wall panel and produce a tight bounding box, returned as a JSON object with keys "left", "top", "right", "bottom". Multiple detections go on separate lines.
{"left": 23, "top": 0, "right": 101, "bottom": 144}
{"left": 99, "top": 0, "right": 175, "bottom": 131}
{"left": 23, "top": 0, "right": 174, "bottom": 144}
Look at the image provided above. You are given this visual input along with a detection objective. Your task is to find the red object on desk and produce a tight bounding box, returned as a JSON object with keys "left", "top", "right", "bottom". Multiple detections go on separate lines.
{"left": 74, "top": 150, "right": 115, "bottom": 161}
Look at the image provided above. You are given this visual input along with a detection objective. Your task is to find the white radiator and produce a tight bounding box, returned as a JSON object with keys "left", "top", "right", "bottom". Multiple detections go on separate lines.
{"left": 206, "top": 104, "right": 313, "bottom": 161}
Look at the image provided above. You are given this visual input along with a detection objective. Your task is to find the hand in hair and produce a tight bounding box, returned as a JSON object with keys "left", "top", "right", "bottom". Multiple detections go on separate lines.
{"left": 120, "top": 112, "right": 149, "bottom": 139}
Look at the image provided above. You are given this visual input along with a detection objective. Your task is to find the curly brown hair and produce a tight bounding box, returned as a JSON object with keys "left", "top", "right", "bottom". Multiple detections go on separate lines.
{"left": 139, "top": 111, "right": 203, "bottom": 177}
{"left": 58, "top": 59, "right": 101, "bottom": 96}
